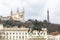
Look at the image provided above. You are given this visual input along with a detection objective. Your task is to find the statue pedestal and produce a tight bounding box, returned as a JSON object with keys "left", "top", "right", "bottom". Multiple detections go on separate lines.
{"left": 28, "top": 33, "right": 47, "bottom": 40}
{"left": 28, "top": 36, "right": 46, "bottom": 40}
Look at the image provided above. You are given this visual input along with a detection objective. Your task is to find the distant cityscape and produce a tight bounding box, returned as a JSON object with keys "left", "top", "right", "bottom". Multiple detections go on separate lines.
{"left": 0, "top": 8, "right": 60, "bottom": 34}
{"left": 0, "top": 8, "right": 60, "bottom": 40}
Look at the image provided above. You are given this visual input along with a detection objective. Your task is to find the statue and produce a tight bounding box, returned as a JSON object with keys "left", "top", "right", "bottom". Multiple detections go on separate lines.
{"left": 28, "top": 23, "right": 42, "bottom": 35}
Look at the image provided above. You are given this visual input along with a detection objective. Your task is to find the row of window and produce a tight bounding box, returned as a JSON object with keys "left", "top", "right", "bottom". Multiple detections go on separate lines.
{"left": 1, "top": 32, "right": 47, "bottom": 36}
{"left": 3, "top": 32, "right": 28, "bottom": 35}
{"left": 3, "top": 36, "right": 27, "bottom": 39}
{"left": 5, "top": 33, "right": 38, "bottom": 35}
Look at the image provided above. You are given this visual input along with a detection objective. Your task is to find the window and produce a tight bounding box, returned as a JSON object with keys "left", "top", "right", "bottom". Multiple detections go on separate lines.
{"left": 13, "top": 33, "right": 14, "bottom": 35}
{"left": 19, "top": 36, "right": 21, "bottom": 39}
{"left": 7, "top": 33, "right": 8, "bottom": 35}
{"left": 22, "top": 33, "right": 24, "bottom": 35}
{"left": 25, "top": 33, "right": 27, "bottom": 35}
{"left": 13, "top": 36, "right": 15, "bottom": 38}
{"left": 10, "top": 36, "right": 11, "bottom": 39}
{"left": 44, "top": 33, "right": 45, "bottom": 35}
{"left": 16, "top": 33, "right": 18, "bottom": 35}
{"left": 25, "top": 36, "right": 27, "bottom": 39}
{"left": 19, "top": 33, "right": 21, "bottom": 35}
{"left": 22, "top": 36, "right": 24, "bottom": 39}
{"left": 16, "top": 36, "right": 18, "bottom": 40}
{"left": 16, "top": 36, "right": 18, "bottom": 38}
{"left": 7, "top": 36, "right": 8, "bottom": 39}
{"left": 10, "top": 33, "right": 11, "bottom": 35}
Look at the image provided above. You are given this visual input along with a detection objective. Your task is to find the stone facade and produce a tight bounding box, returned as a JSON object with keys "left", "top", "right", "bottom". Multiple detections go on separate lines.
{"left": 0, "top": 24, "right": 47, "bottom": 40}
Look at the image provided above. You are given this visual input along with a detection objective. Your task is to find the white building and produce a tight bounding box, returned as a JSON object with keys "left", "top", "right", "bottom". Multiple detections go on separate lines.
{"left": 10, "top": 8, "right": 24, "bottom": 22}
{"left": 0, "top": 16, "right": 10, "bottom": 21}
{"left": 0, "top": 8, "right": 25, "bottom": 22}
{"left": 0, "top": 24, "right": 47, "bottom": 40}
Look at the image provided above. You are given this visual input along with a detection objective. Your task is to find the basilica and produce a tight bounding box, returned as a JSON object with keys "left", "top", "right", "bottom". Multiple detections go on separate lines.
{"left": 0, "top": 8, "right": 24, "bottom": 22}
{"left": 10, "top": 8, "right": 24, "bottom": 22}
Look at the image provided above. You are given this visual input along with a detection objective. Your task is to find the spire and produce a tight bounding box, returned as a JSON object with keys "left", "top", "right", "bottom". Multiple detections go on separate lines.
{"left": 11, "top": 9, "right": 13, "bottom": 16}
{"left": 47, "top": 9, "right": 49, "bottom": 22}
{"left": 23, "top": 7, "right": 24, "bottom": 13}
{"left": 17, "top": 7, "right": 19, "bottom": 13}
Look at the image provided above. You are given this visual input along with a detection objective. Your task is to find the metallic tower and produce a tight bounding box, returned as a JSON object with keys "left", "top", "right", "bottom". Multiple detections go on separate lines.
{"left": 47, "top": 9, "right": 49, "bottom": 22}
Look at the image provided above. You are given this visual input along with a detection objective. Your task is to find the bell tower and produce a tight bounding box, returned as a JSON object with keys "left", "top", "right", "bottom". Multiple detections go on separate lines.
{"left": 17, "top": 7, "right": 19, "bottom": 13}
{"left": 19, "top": 7, "right": 25, "bottom": 22}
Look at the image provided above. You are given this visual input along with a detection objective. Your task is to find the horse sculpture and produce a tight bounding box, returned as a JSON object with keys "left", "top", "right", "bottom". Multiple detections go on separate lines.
{"left": 28, "top": 23, "right": 43, "bottom": 35}
{"left": 28, "top": 19, "right": 44, "bottom": 35}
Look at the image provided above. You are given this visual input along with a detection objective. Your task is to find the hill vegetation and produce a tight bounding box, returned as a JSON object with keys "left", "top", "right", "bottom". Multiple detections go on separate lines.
{"left": 0, "top": 19, "right": 60, "bottom": 33}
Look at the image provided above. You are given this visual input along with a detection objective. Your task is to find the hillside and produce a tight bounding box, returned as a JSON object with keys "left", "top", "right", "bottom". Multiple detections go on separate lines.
{"left": 0, "top": 19, "right": 60, "bottom": 34}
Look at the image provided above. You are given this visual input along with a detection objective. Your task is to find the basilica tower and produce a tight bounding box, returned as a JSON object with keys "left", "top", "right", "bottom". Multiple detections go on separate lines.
{"left": 10, "top": 8, "right": 25, "bottom": 22}
{"left": 19, "top": 8, "right": 25, "bottom": 22}
{"left": 10, "top": 9, "right": 13, "bottom": 20}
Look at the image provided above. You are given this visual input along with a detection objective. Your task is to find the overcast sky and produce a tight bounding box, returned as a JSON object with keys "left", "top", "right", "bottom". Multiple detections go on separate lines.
{"left": 0, "top": 0, "right": 60, "bottom": 23}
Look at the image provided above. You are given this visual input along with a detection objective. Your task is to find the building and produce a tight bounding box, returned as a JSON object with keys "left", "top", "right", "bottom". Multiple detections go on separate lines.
{"left": 0, "top": 16, "right": 10, "bottom": 21}
{"left": 0, "top": 24, "right": 47, "bottom": 40}
{"left": 0, "top": 8, "right": 25, "bottom": 22}
{"left": 10, "top": 8, "right": 24, "bottom": 22}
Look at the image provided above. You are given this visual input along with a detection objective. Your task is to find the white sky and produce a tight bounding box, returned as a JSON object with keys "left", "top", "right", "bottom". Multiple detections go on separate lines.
{"left": 0, "top": 0, "right": 60, "bottom": 24}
